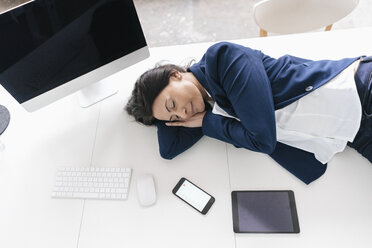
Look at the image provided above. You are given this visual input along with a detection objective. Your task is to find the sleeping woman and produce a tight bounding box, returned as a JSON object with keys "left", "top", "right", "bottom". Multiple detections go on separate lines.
{"left": 125, "top": 42, "right": 372, "bottom": 184}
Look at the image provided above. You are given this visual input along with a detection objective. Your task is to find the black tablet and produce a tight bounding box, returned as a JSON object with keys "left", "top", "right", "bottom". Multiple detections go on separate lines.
{"left": 231, "top": 190, "right": 300, "bottom": 233}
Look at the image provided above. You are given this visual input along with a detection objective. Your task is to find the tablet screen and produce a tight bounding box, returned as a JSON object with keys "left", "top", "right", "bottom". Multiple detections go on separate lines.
{"left": 231, "top": 191, "right": 300, "bottom": 233}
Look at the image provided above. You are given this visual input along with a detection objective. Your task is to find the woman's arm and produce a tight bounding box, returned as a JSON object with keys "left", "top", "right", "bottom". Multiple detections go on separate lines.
{"left": 202, "top": 42, "right": 277, "bottom": 154}
{"left": 156, "top": 120, "right": 203, "bottom": 159}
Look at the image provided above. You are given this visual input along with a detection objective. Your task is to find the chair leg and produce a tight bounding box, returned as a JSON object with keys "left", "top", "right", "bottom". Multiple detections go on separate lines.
{"left": 325, "top": 24, "right": 333, "bottom": 31}
{"left": 260, "top": 29, "right": 268, "bottom": 37}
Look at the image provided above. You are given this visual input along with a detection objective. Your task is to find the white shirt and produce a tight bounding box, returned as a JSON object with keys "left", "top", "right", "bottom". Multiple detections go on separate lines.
{"left": 210, "top": 60, "right": 362, "bottom": 164}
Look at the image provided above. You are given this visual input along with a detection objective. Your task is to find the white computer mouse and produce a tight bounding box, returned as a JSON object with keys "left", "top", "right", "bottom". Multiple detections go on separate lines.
{"left": 136, "top": 174, "right": 156, "bottom": 207}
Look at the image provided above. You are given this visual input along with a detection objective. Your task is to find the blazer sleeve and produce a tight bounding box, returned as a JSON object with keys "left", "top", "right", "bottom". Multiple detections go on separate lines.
{"left": 156, "top": 121, "right": 203, "bottom": 159}
{"left": 202, "top": 42, "right": 276, "bottom": 154}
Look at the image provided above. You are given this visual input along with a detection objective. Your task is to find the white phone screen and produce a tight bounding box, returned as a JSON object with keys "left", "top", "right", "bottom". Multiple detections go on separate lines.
{"left": 175, "top": 180, "right": 211, "bottom": 212}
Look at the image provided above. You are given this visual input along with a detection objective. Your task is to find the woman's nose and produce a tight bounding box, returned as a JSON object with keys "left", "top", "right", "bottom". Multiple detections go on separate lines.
{"left": 177, "top": 107, "right": 188, "bottom": 119}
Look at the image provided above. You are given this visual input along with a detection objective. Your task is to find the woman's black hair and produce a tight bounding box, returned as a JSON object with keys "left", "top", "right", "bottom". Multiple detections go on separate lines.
{"left": 125, "top": 63, "right": 190, "bottom": 125}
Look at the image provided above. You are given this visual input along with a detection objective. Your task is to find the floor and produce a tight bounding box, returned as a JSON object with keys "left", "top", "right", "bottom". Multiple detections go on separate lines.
{"left": 133, "top": 0, "right": 372, "bottom": 47}
{"left": 0, "top": 0, "right": 371, "bottom": 48}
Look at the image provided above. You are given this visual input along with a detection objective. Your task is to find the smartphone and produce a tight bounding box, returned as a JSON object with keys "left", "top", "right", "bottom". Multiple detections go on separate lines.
{"left": 172, "top": 177, "right": 215, "bottom": 215}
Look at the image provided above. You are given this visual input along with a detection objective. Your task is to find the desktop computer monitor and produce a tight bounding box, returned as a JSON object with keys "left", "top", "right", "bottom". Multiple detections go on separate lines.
{"left": 0, "top": 0, "right": 149, "bottom": 112}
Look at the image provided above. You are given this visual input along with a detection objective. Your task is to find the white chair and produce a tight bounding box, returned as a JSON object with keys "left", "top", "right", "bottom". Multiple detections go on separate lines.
{"left": 253, "top": 0, "right": 359, "bottom": 37}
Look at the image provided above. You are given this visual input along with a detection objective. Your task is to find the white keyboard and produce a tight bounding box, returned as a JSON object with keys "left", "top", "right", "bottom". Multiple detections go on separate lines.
{"left": 52, "top": 167, "right": 132, "bottom": 200}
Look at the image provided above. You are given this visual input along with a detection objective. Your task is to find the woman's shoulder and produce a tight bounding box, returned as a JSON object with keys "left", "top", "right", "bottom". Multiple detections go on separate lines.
{"left": 208, "top": 41, "right": 238, "bottom": 49}
{"left": 207, "top": 41, "right": 250, "bottom": 53}
{"left": 205, "top": 42, "right": 261, "bottom": 62}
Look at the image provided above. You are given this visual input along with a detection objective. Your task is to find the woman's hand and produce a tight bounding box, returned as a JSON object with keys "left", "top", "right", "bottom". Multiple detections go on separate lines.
{"left": 166, "top": 112, "right": 206, "bottom": 128}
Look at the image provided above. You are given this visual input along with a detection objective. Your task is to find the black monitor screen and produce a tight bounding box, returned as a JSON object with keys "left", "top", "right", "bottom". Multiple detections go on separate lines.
{"left": 0, "top": 0, "right": 147, "bottom": 103}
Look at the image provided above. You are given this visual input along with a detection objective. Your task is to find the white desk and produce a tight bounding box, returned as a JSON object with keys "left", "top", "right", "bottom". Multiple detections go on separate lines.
{"left": 1, "top": 27, "right": 372, "bottom": 248}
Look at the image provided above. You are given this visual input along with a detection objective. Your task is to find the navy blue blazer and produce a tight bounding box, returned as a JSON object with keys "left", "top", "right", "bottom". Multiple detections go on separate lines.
{"left": 156, "top": 42, "right": 360, "bottom": 184}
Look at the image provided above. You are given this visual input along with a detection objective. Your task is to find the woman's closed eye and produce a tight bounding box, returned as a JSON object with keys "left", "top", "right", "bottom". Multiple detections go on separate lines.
{"left": 166, "top": 99, "right": 175, "bottom": 111}
{"left": 166, "top": 100, "right": 179, "bottom": 121}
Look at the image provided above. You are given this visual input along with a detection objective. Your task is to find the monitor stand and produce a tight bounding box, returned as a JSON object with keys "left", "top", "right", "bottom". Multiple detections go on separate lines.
{"left": 77, "top": 78, "right": 118, "bottom": 108}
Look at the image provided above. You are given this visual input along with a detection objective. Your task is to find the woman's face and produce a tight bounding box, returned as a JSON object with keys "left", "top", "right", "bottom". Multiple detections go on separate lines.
{"left": 152, "top": 73, "right": 205, "bottom": 122}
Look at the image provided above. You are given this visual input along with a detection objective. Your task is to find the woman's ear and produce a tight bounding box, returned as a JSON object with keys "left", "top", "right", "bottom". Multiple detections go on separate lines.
{"left": 170, "top": 70, "right": 182, "bottom": 81}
